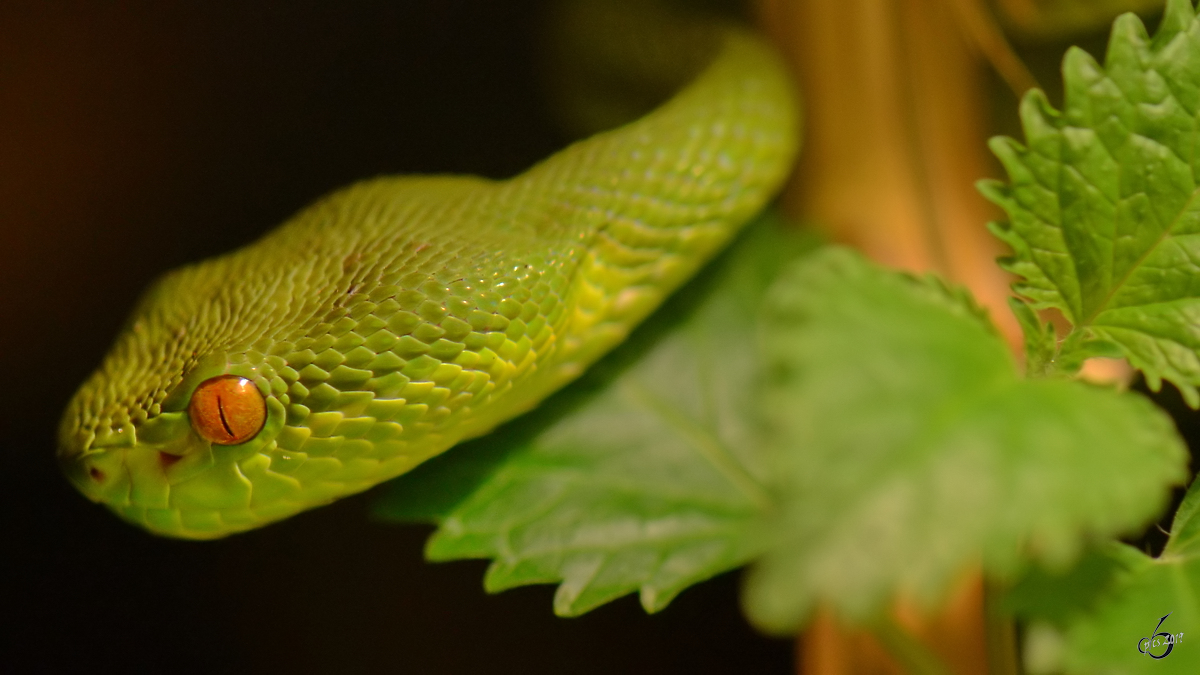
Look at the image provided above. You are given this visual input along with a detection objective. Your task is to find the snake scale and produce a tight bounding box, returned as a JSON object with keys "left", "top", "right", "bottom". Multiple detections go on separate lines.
{"left": 57, "top": 3, "right": 798, "bottom": 539}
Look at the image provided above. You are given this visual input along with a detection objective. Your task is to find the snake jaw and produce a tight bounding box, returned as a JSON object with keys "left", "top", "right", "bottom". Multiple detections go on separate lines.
{"left": 60, "top": 426, "right": 261, "bottom": 538}
{"left": 58, "top": 362, "right": 258, "bottom": 535}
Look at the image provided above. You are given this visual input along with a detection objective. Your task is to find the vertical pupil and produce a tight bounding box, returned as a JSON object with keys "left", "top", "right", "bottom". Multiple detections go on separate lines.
{"left": 188, "top": 375, "right": 266, "bottom": 444}
{"left": 216, "top": 394, "right": 234, "bottom": 436}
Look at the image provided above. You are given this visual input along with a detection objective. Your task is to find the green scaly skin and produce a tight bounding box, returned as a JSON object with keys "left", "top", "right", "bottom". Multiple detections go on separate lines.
{"left": 57, "top": 17, "right": 798, "bottom": 539}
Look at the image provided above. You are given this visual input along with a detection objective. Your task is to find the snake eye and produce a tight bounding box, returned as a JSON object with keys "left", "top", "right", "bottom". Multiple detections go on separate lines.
{"left": 188, "top": 376, "right": 266, "bottom": 445}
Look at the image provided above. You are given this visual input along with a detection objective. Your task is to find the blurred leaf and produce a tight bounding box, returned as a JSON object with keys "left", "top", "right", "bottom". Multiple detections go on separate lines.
{"left": 981, "top": 0, "right": 1200, "bottom": 403}
{"left": 1005, "top": 542, "right": 1140, "bottom": 626}
{"left": 742, "top": 248, "right": 1187, "bottom": 634}
{"left": 375, "top": 213, "right": 818, "bottom": 616}
{"left": 997, "top": 0, "right": 1166, "bottom": 40}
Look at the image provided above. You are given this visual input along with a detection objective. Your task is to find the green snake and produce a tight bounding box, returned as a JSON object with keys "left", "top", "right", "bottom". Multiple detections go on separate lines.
{"left": 57, "top": 3, "right": 798, "bottom": 539}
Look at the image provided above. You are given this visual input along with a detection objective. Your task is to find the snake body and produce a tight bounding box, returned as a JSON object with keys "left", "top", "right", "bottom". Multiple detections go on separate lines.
{"left": 58, "top": 6, "right": 797, "bottom": 539}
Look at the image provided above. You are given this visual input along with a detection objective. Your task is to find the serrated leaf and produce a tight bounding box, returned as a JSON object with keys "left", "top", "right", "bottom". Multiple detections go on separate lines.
{"left": 742, "top": 247, "right": 1188, "bottom": 634}
{"left": 1012, "top": 297, "right": 1059, "bottom": 376}
{"left": 981, "top": 0, "right": 1200, "bottom": 404}
{"left": 375, "top": 213, "right": 817, "bottom": 616}
{"left": 1041, "top": 475, "right": 1200, "bottom": 674}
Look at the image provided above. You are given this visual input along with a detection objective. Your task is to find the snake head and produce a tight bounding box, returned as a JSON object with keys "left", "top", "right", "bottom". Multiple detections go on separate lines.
{"left": 57, "top": 178, "right": 506, "bottom": 539}
{"left": 59, "top": 356, "right": 293, "bottom": 539}
{"left": 56, "top": 265, "right": 293, "bottom": 539}
{"left": 54, "top": 217, "right": 332, "bottom": 539}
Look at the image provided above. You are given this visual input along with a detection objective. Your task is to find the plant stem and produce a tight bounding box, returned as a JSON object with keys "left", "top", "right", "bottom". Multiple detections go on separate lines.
{"left": 984, "top": 581, "right": 1022, "bottom": 675}
{"left": 756, "top": 0, "right": 1018, "bottom": 346}
{"left": 874, "top": 618, "right": 956, "bottom": 675}
{"left": 757, "top": 0, "right": 1025, "bottom": 671}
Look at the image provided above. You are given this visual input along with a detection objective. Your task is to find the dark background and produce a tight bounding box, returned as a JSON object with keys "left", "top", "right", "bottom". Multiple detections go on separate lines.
{"left": 0, "top": 2, "right": 793, "bottom": 673}
{"left": 5, "top": 2, "right": 1194, "bottom": 674}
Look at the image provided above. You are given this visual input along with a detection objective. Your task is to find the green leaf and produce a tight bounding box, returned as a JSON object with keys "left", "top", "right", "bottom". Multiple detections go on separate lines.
{"left": 980, "top": 0, "right": 1200, "bottom": 403}
{"left": 1011, "top": 297, "right": 1058, "bottom": 377}
{"left": 1046, "top": 476, "right": 1200, "bottom": 674}
{"left": 375, "top": 213, "right": 818, "bottom": 616}
{"left": 742, "top": 248, "right": 1188, "bottom": 634}
{"left": 1005, "top": 543, "right": 1139, "bottom": 627}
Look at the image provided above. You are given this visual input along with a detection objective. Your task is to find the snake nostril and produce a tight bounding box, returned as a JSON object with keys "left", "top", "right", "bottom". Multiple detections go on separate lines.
{"left": 89, "top": 466, "right": 106, "bottom": 482}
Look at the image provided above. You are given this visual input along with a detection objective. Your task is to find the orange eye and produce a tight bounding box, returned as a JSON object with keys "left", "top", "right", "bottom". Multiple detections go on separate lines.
{"left": 188, "top": 375, "right": 266, "bottom": 445}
